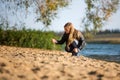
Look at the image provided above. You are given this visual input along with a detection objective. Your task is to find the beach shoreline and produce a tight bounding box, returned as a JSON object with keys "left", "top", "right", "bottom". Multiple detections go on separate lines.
{"left": 0, "top": 45, "right": 120, "bottom": 80}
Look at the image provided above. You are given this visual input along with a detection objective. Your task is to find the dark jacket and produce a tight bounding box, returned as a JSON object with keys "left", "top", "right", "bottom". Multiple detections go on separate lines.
{"left": 56, "top": 32, "right": 85, "bottom": 52}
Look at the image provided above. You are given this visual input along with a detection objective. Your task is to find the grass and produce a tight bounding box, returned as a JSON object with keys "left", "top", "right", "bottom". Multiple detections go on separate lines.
{"left": 0, "top": 27, "right": 62, "bottom": 50}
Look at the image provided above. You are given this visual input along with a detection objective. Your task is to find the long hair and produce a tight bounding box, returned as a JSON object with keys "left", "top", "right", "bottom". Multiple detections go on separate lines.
{"left": 64, "top": 22, "right": 83, "bottom": 49}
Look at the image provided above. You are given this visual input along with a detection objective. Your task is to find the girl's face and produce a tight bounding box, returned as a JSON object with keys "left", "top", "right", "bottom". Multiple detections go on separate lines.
{"left": 64, "top": 26, "right": 70, "bottom": 34}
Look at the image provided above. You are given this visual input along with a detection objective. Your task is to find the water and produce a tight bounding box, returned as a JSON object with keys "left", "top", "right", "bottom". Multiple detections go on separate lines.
{"left": 80, "top": 43, "right": 120, "bottom": 63}
{"left": 81, "top": 43, "right": 120, "bottom": 55}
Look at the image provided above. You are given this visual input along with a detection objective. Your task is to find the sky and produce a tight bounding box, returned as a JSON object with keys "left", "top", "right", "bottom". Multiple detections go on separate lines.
{"left": 25, "top": 0, "right": 120, "bottom": 32}
{"left": 25, "top": 0, "right": 86, "bottom": 31}
{"left": 1, "top": 0, "right": 120, "bottom": 32}
{"left": 102, "top": 7, "right": 120, "bottom": 30}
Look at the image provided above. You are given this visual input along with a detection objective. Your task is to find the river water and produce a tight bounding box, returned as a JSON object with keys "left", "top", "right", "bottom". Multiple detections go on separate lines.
{"left": 81, "top": 43, "right": 120, "bottom": 55}
{"left": 80, "top": 43, "right": 120, "bottom": 63}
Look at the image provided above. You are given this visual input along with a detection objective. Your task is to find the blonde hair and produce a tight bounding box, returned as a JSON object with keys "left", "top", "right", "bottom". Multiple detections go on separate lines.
{"left": 64, "top": 22, "right": 83, "bottom": 49}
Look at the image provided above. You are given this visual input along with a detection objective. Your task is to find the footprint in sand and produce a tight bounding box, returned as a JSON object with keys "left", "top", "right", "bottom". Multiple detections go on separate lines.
{"left": 0, "top": 62, "right": 6, "bottom": 67}
{"left": 41, "top": 75, "right": 49, "bottom": 80}
{"left": 88, "top": 71, "right": 97, "bottom": 75}
{"left": 31, "top": 67, "right": 40, "bottom": 73}
{"left": 17, "top": 75, "right": 26, "bottom": 79}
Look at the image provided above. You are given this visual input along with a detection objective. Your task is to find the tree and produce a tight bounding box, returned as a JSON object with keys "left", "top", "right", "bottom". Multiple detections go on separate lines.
{"left": 36, "top": 0, "right": 70, "bottom": 27}
{"left": 83, "top": 0, "right": 120, "bottom": 34}
{"left": 0, "top": 0, "right": 70, "bottom": 28}
{"left": 0, "top": 0, "right": 120, "bottom": 32}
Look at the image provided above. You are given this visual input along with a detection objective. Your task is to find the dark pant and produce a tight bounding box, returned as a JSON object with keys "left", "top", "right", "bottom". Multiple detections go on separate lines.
{"left": 65, "top": 41, "right": 78, "bottom": 56}
{"left": 65, "top": 40, "right": 86, "bottom": 56}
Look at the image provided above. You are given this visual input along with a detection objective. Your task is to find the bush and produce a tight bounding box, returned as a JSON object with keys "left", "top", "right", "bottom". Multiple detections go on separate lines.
{"left": 0, "top": 27, "right": 62, "bottom": 50}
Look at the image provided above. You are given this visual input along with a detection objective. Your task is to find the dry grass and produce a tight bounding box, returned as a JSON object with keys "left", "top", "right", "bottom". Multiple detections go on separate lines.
{"left": 87, "top": 33, "right": 120, "bottom": 44}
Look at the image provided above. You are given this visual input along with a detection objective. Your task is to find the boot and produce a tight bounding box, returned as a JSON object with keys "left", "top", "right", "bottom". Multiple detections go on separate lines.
{"left": 72, "top": 52, "right": 78, "bottom": 56}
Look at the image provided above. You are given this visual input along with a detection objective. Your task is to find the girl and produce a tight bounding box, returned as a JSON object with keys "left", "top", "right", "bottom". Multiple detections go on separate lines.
{"left": 52, "top": 22, "right": 86, "bottom": 56}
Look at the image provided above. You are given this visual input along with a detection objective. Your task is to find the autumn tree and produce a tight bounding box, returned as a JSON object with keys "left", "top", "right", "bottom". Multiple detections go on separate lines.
{"left": 0, "top": 0, "right": 119, "bottom": 32}
{"left": 0, "top": 0, "right": 70, "bottom": 28}
{"left": 83, "top": 0, "right": 120, "bottom": 35}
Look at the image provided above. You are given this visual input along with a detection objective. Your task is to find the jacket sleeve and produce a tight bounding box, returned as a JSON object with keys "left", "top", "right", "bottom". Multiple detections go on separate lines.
{"left": 56, "top": 33, "right": 67, "bottom": 44}
{"left": 77, "top": 36, "right": 84, "bottom": 48}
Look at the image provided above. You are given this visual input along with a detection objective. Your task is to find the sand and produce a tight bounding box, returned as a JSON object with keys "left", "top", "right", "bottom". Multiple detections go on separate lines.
{"left": 0, "top": 45, "right": 120, "bottom": 80}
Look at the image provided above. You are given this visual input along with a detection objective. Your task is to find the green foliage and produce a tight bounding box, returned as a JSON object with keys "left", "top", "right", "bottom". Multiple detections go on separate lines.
{"left": 0, "top": 26, "right": 61, "bottom": 50}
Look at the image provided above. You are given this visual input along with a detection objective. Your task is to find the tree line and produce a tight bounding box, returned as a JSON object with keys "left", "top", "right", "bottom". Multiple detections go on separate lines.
{"left": 98, "top": 29, "right": 120, "bottom": 34}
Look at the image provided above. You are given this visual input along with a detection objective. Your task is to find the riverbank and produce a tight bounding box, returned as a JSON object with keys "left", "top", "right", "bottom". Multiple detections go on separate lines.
{"left": 86, "top": 33, "right": 120, "bottom": 44}
{"left": 87, "top": 38, "right": 120, "bottom": 44}
{"left": 0, "top": 46, "right": 120, "bottom": 80}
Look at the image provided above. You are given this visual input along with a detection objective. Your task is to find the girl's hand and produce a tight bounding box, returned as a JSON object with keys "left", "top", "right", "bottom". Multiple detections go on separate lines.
{"left": 52, "top": 39, "right": 57, "bottom": 44}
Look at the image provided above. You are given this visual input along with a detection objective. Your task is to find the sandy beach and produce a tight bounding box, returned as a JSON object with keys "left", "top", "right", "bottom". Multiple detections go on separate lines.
{"left": 0, "top": 45, "right": 120, "bottom": 80}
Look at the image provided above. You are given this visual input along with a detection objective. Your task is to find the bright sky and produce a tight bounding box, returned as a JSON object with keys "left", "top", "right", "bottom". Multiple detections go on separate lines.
{"left": 102, "top": 7, "right": 120, "bottom": 30}
{"left": 25, "top": 0, "right": 120, "bottom": 32}
{"left": 3, "top": 0, "right": 119, "bottom": 32}
{"left": 49, "top": 0, "right": 86, "bottom": 32}
{"left": 25, "top": 0, "right": 86, "bottom": 31}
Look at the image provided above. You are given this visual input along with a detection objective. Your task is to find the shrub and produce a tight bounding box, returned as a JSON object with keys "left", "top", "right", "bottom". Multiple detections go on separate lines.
{"left": 0, "top": 27, "right": 62, "bottom": 50}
